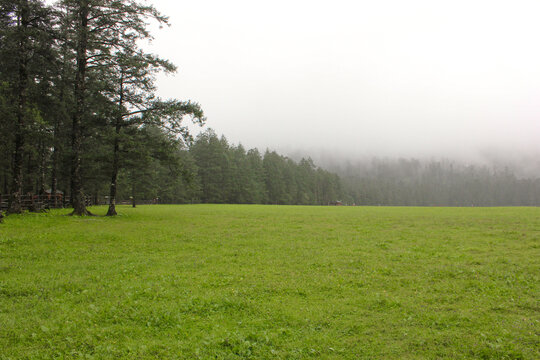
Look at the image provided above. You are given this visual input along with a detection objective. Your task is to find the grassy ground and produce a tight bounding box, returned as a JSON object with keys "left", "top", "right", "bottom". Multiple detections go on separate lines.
{"left": 0, "top": 205, "right": 539, "bottom": 359}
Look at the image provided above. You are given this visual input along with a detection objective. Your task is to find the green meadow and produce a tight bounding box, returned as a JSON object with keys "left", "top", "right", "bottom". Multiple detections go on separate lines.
{"left": 0, "top": 205, "right": 538, "bottom": 359}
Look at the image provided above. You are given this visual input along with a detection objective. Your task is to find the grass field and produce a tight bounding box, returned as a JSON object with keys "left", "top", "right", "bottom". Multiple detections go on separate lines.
{"left": 0, "top": 205, "right": 539, "bottom": 359}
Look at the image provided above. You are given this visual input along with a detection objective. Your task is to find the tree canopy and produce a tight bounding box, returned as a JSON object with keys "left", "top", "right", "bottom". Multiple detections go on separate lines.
{"left": 0, "top": 0, "right": 204, "bottom": 216}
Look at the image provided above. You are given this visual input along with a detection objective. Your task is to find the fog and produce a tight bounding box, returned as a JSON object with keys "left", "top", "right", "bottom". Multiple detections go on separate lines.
{"left": 147, "top": 0, "right": 539, "bottom": 165}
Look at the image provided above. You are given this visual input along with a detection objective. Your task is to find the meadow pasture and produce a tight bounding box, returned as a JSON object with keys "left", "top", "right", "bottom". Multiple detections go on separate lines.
{"left": 0, "top": 205, "right": 538, "bottom": 359}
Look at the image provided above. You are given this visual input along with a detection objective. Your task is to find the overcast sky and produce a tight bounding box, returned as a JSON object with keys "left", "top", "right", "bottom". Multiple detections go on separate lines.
{"left": 145, "top": 0, "right": 540, "bottom": 160}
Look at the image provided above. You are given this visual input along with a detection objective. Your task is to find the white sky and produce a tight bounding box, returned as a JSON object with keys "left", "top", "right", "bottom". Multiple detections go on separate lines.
{"left": 146, "top": 0, "right": 540, "bottom": 160}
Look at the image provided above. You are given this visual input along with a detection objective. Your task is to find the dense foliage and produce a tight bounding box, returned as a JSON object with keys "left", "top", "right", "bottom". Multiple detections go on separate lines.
{"left": 188, "top": 130, "right": 342, "bottom": 205}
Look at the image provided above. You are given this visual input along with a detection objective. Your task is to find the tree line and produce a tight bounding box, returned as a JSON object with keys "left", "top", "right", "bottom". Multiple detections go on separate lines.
{"left": 334, "top": 158, "right": 540, "bottom": 206}
{"left": 109, "top": 134, "right": 540, "bottom": 207}
{"left": 0, "top": 0, "right": 204, "bottom": 218}
{"left": 188, "top": 130, "right": 342, "bottom": 205}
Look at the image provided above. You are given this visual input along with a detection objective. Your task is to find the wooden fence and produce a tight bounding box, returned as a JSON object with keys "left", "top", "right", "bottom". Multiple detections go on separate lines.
{"left": 0, "top": 194, "right": 159, "bottom": 212}
{"left": 0, "top": 194, "right": 84, "bottom": 212}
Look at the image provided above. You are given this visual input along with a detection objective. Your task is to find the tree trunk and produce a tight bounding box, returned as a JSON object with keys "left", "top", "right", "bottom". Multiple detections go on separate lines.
{"left": 70, "top": 2, "right": 92, "bottom": 216}
{"left": 38, "top": 140, "right": 46, "bottom": 196}
{"left": 50, "top": 133, "right": 59, "bottom": 207}
{"left": 51, "top": 19, "right": 71, "bottom": 210}
{"left": 131, "top": 175, "right": 136, "bottom": 208}
{"left": 51, "top": 81, "right": 63, "bottom": 209}
{"left": 3, "top": 174, "right": 8, "bottom": 194}
{"left": 38, "top": 142, "right": 47, "bottom": 211}
{"left": 8, "top": 2, "right": 30, "bottom": 214}
{"left": 106, "top": 73, "right": 124, "bottom": 216}
{"left": 106, "top": 127, "right": 120, "bottom": 216}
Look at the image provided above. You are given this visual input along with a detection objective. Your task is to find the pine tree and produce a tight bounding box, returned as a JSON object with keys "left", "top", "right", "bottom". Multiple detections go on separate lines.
{"left": 0, "top": 0, "right": 52, "bottom": 213}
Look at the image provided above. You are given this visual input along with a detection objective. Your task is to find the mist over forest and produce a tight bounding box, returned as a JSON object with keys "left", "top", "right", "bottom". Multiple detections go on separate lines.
{"left": 282, "top": 148, "right": 540, "bottom": 206}
{"left": 186, "top": 135, "right": 540, "bottom": 207}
